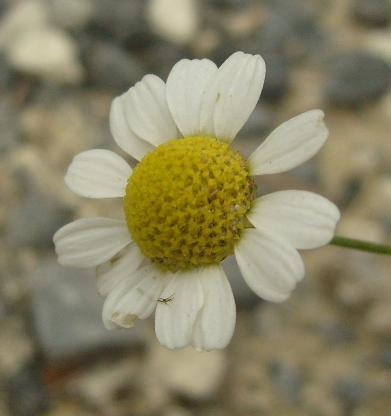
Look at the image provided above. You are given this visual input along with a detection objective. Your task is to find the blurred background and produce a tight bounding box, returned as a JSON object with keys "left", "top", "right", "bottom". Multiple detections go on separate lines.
{"left": 0, "top": 0, "right": 390, "bottom": 415}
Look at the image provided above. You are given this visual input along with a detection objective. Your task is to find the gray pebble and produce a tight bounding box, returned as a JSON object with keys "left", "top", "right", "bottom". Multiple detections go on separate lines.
{"left": 84, "top": 41, "right": 145, "bottom": 91}
{"left": 207, "top": 0, "right": 251, "bottom": 9}
{"left": 90, "top": 0, "right": 146, "bottom": 42}
{"left": 7, "top": 362, "right": 49, "bottom": 416}
{"left": 325, "top": 51, "right": 391, "bottom": 106}
{"left": 334, "top": 377, "right": 370, "bottom": 409}
{"left": 0, "top": 99, "right": 21, "bottom": 155}
{"left": 269, "top": 360, "right": 303, "bottom": 404}
{"left": 378, "top": 345, "right": 391, "bottom": 368}
{"left": 5, "top": 192, "right": 73, "bottom": 249}
{"left": 261, "top": 53, "right": 290, "bottom": 101}
{"left": 30, "top": 258, "right": 144, "bottom": 360}
{"left": 0, "top": 53, "right": 14, "bottom": 89}
{"left": 317, "top": 321, "right": 355, "bottom": 345}
{"left": 351, "top": 0, "right": 391, "bottom": 27}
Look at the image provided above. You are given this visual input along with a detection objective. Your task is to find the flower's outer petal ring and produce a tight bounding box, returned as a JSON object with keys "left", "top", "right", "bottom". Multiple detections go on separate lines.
{"left": 201, "top": 51, "right": 266, "bottom": 142}
{"left": 166, "top": 58, "right": 218, "bottom": 137}
{"left": 102, "top": 264, "right": 167, "bottom": 329}
{"left": 53, "top": 218, "right": 131, "bottom": 268}
{"left": 155, "top": 269, "right": 204, "bottom": 349}
{"left": 125, "top": 74, "right": 180, "bottom": 146}
{"left": 191, "top": 265, "right": 236, "bottom": 351}
{"left": 96, "top": 243, "right": 145, "bottom": 297}
{"left": 248, "top": 110, "right": 328, "bottom": 175}
{"left": 235, "top": 228, "right": 305, "bottom": 302}
{"left": 64, "top": 149, "right": 132, "bottom": 198}
{"left": 110, "top": 97, "right": 155, "bottom": 161}
{"left": 248, "top": 191, "right": 341, "bottom": 250}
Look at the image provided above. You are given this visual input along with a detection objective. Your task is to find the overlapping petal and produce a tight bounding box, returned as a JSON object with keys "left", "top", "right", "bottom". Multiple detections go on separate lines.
{"left": 155, "top": 269, "right": 204, "bottom": 349}
{"left": 102, "top": 264, "right": 167, "bottom": 329}
{"left": 110, "top": 74, "right": 179, "bottom": 160}
{"left": 124, "top": 74, "right": 180, "bottom": 146}
{"left": 248, "top": 191, "right": 340, "bottom": 249}
{"left": 191, "top": 265, "right": 236, "bottom": 351}
{"left": 65, "top": 149, "right": 131, "bottom": 198}
{"left": 248, "top": 110, "right": 328, "bottom": 175}
{"left": 235, "top": 228, "right": 305, "bottom": 302}
{"left": 96, "top": 243, "right": 145, "bottom": 296}
{"left": 200, "top": 51, "right": 266, "bottom": 141}
{"left": 166, "top": 58, "right": 217, "bottom": 136}
{"left": 110, "top": 98, "right": 154, "bottom": 161}
{"left": 53, "top": 218, "right": 131, "bottom": 268}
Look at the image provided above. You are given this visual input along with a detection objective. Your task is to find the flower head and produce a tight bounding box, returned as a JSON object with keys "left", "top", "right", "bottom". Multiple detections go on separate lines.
{"left": 54, "top": 52, "right": 340, "bottom": 351}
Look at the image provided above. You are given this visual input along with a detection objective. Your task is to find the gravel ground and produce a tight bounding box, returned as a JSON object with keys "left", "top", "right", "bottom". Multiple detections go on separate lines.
{"left": 0, "top": 0, "right": 390, "bottom": 415}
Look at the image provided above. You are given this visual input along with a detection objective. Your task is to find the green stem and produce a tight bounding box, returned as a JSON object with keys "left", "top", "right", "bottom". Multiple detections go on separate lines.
{"left": 330, "top": 236, "right": 391, "bottom": 255}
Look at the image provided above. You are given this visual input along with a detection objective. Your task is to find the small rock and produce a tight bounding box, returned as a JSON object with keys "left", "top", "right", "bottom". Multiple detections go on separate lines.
{"left": 46, "top": 0, "right": 94, "bottom": 30}
{"left": 146, "top": 345, "right": 227, "bottom": 401}
{"left": 0, "top": 53, "right": 14, "bottom": 89}
{"left": 317, "top": 321, "right": 355, "bottom": 345}
{"left": 67, "top": 357, "right": 140, "bottom": 409}
{"left": 141, "top": 38, "right": 185, "bottom": 80}
{"left": 90, "top": 0, "right": 146, "bottom": 42}
{"left": 261, "top": 53, "right": 290, "bottom": 101}
{"left": 378, "top": 345, "right": 391, "bottom": 368}
{"left": 147, "top": 0, "right": 199, "bottom": 44}
{"left": 7, "top": 28, "right": 83, "bottom": 84}
{"left": 84, "top": 41, "right": 144, "bottom": 91}
{"left": 0, "top": 99, "right": 21, "bottom": 154}
{"left": 30, "top": 258, "right": 143, "bottom": 359}
{"left": 351, "top": 0, "right": 391, "bottom": 27}
{"left": 253, "top": 303, "right": 287, "bottom": 335}
{"left": 0, "top": 316, "right": 35, "bottom": 378}
{"left": 335, "top": 253, "right": 389, "bottom": 308}
{"left": 334, "top": 377, "right": 370, "bottom": 409}
{"left": 325, "top": 51, "right": 391, "bottom": 106}
{"left": 45, "top": 401, "right": 95, "bottom": 416}
{"left": 269, "top": 361, "right": 303, "bottom": 403}
{"left": 244, "top": 5, "right": 325, "bottom": 61}
{"left": 7, "top": 361, "right": 49, "bottom": 416}
{"left": 365, "top": 301, "right": 391, "bottom": 336}
{"left": 0, "top": 0, "right": 49, "bottom": 49}
{"left": 5, "top": 191, "right": 73, "bottom": 249}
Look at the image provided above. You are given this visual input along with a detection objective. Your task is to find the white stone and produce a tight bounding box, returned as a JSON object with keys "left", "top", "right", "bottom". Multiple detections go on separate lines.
{"left": 0, "top": 0, "right": 49, "bottom": 49}
{"left": 147, "top": 0, "right": 199, "bottom": 44}
{"left": 145, "top": 345, "right": 227, "bottom": 401}
{"left": 365, "top": 301, "right": 391, "bottom": 336}
{"left": 47, "top": 0, "right": 94, "bottom": 30}
{"left": 7, "top": 28, "right": 83, "bottom": 84}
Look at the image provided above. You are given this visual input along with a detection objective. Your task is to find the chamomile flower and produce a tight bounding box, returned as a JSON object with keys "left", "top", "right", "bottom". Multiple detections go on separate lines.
{"left": 53, "top": 51, "right": 340, "bottom": 351}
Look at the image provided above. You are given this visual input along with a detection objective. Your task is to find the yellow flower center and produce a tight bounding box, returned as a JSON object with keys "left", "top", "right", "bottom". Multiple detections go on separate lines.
{"left": 124, "top": 136, "right": 255, "bottom": 272}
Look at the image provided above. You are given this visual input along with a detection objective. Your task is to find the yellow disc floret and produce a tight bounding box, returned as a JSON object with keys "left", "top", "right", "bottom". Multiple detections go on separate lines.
{"left": 124, "top": 136, "right": 255, "bottom": 272}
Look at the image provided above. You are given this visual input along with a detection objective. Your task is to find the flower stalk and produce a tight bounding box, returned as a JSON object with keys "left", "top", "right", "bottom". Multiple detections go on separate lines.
{"left": 330, "top": 236, "right": 391, "bottom": 255}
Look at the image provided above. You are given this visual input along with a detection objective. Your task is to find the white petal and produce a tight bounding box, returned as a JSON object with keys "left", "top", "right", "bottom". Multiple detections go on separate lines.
{"left": 96, "top": 243, "right": 145, "bottom": 296}
{"left": 102, "top": 264, "right": 167, "bottom": 329}
{"left": 155, "top": 269, "right": 204, "bottom": 349}
{"left": 53, "top": 218, "right": 131, "bottom": 268}
{"left": 64, "top": 149, "right": 131, "bottom": 198}
{"left": 110, "top": 96, "right": 155, "bottom": 161}
{"left": 235, "top": 229, "right": 305, "bottom": 302}
{"left": 124, "top": 74, "right": 180, "bottom": 146}
{"left": 166, "top": 58, "right": 218, "bottom": 136}
{"left": 191, "top": 265, "right": 236, "bottom": 351}
{"left": 201, "top": 51, "right": 266, "bottom": 142}
{"left": 248, "top": 110, "right": 328, "bottom": 175}
{"left": 248, "top": 191, "right": 341, "bottom": 249}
